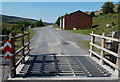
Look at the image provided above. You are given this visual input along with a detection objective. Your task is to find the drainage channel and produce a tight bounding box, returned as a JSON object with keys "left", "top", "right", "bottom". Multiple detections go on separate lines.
{"left": 17, "top": 55, "right": 111, "bottom": 78}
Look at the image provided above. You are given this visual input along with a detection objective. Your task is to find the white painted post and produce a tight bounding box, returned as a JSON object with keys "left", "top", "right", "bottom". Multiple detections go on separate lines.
{"left": 63, "top": 18, "right": 65, "bottom": 29}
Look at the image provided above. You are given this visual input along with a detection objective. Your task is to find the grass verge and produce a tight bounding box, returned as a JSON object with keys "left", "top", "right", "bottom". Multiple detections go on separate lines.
{"left": 53, "top": 25, "right": 61, "bottom": 28}
{"left": 81, "top": 40, "right": 101, "bottom": 52}
{"left": 15, "top": 28, "right": 35, "bottom": 50}
{"left": 28, "top": 28, "right": 35, "bottom": 40}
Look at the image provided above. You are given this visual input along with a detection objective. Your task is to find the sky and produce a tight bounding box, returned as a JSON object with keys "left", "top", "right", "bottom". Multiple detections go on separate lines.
{"left": 1, "top": 2, "right": 119, "bottom": 23}
{"left": 1, "top": 0, "right": 120, "bottom": 2}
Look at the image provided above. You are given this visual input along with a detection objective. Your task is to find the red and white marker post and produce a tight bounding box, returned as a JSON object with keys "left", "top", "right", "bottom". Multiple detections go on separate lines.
{"left": 3, "top": 40, "right": 13, "bottom": 59}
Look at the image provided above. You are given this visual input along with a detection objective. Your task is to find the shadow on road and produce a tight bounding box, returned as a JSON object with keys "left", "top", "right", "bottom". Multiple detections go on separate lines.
{"left": 18, "top": 54, "right": 60, "bottom": 77}
{"left": 17, "top": 54, "right": 111, "bottom": 78}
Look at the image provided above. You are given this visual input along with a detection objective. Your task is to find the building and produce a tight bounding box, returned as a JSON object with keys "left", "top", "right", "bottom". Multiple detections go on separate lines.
{"left": 60, "top": 10, "right": 92, "bottom": 30}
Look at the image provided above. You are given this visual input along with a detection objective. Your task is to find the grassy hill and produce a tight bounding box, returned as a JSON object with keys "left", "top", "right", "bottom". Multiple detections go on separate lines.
{"left": 1, "top": 14, "right": 37, "bottom": 31}
{"left": 1, "top": 15, "right": 52, "bottom": 26}
{"left": 94, "top": 4, "right": 119, "bottom": 16}
{"left": 69, "top": 3, "right": 119, "bottom": 35}
{"left": 1, "top": 14, "right": 52, "bottom": 33}
{"left": 1, "top": 14, "right": 36, "bottom": 24}
{"left": 69, "top": 13, "right": 118, "bottom": 35}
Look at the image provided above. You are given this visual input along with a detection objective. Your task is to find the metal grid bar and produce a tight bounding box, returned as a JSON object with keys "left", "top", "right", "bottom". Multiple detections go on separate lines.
{"left": 18, "top": 55, "right": 111, "bottom": 77}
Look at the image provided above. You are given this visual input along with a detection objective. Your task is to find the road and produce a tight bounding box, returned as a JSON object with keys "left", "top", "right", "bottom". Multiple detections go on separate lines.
{"left": 15, "top": 25, "right": 111, "bottom": 77}
{"left": 30, "top": 25, "right": 89, "bottom": 56}
{"left": 5, "top": 25, "right": 119, "bottom": 82}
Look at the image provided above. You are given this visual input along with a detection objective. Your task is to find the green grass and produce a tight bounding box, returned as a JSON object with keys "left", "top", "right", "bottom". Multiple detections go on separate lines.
{"left": 69, "top": 29, "right": 93, "bottom": 35}
{"left": 28, "top": 28, "right": 35, "bottom": 40}
{"left": 81, "top": 40, "right": 101, "bottom": 52}
{"left": 69, "top": 13, "right": 119, "bottom": 35}
{"left": 15, "top": 28, "right": 35, "bottom": 50}
{"left": 53, "top": 25, "right": 61, "bottom": 28}
{"left": 81, "top": 40, "right": 90, "bottom": 49}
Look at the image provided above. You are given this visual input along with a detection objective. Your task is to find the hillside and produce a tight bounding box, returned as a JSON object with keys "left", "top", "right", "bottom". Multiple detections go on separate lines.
{"left": 93, "top": 13, "right": 118, "bottom": 34}
{"left": 1, "top": 14, "right": 36, "bottom": 24}
{"left": 86, "top": 3, "right": 119, "bottom": 16}
{"left": 69, "top": 3, "right": 119, "bottom": 35}
{"left": 0, "top": 14, "right": 37, "bottom": 31}
{"left": 1, "top": 14, "right": 52, "bottom": 31}
{"left": 70, "top": 13, "right": 118, "bottom": 35}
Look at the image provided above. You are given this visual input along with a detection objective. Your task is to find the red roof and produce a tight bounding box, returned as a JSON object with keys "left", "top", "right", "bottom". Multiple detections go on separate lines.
{"left": 60, "top": 10, "right": 91, "bottom": 19}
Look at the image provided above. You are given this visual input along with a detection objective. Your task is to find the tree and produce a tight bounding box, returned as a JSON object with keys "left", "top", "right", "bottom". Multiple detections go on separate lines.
{"left": 19, "top": 21, "right": 31, "bottom": 27}
{"left": 39, "top": 19, "right": 44, "bottom": 27}
{"left": 55, "top": 17, "right": 61, "bottom": 26}
{"left": 117, "top": 5, "right": 120, "bottom": 13}
{"left": 102, "top": 2, "right": 114, "bottom": 14}
{"left": 90, "top": 12, "right": 95, "bottom": 17}
{"left": 24, "top": 21, "right": 31, "bottom": 27}
{"left": 31, "top": 23, "right": 35, "bottom": 28}
{"left": 64, "top": 13, "right": 68, "bottom": 16}
{"left": 35, "top": 19, "right": 44, "bottom": 27}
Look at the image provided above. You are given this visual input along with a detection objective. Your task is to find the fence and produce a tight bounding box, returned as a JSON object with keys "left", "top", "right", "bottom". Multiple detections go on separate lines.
{"left": 0, "top": 35, "right": 9, "bottom": 81}
{"left": 89, "top": 31, "right": 120, "bottom": 77}
{"left": 9, "top": 30, "right": 30, "bottom": 78}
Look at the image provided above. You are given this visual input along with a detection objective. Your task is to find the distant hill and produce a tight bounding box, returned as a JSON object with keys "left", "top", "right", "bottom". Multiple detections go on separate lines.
{"left": 1, "top": 14, "right": 52, "bottom": 30}
{"left": 1, "top": 14, "right": 37, "bottom": 24}
{"left": 43, "top": 22, "right": 53, "bottom": 26}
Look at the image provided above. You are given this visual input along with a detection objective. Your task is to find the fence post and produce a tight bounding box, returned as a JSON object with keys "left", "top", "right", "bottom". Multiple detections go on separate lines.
{"left": 21, "top": 31, "right": 25, "bottom": 64}
{"left": 115, "top": 40, "right": 120, "bottom": 77}
{"left": 9, "top": 32, "right": 16, "bottom": 78}
{"left": 90, "top": 31, "right": 95, "bottom": 57}
{"left": 27, "top": 29, "right": 30, "bottom": 56}
{"left": 110, "top": 32, "right": 114, "bottom": 62}
{"left": 100, "top": 33, "right": 106, "bottom": 65}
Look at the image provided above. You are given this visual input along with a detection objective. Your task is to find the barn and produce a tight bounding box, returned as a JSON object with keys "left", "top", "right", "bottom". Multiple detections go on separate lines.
{"left": 60, "top": 10, "right": 92, "bottom": 30}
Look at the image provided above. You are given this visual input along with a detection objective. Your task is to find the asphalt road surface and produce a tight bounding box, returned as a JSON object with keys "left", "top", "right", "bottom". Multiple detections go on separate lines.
{"left": 13, "top": 25, "right": 109, "bottom": 77}
{"left": 30, "top": 25, "right": 89, "bottom": 56}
